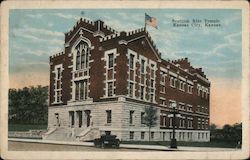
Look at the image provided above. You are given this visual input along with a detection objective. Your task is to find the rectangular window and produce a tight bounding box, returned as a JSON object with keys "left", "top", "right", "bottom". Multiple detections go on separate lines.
{"left": 108, "top": 82, "right": 113, "bottom": 97}
{"left": 75, "top": 82, "right": 80, "bottom": 100}
{"left": 151, "top": 132, "right": 154, "bottom": 139}
{"left": 160, "top": 85, "right": 165, "bottom": 93}
{"left": 141, "top": 112, "right": 145, "bottom": 124}
{"left": 108, "top": 53, "right": 114, "bottom": 68}
{"left": 129, "top": 82, "right": 133, "bottom": 97}
{"left": 141, "top": 59, "right": 145, "bottom": 73}
{"left": 129, "top": 111, "right": 134, "bottom": 124}
{"left": 150, "top": 93, "right": 154, "bottom": 102}
{"left": 160, "top": 99, "right": 165, "bottom": 106}
{"left": 80, "top": 81, "right": 84, "bottom": 100}
{"left": 140, "top": 86, "right": 144, "bottom": 100}
{"left": 163, "top": 116, "right": 166, "bottom": 126}
{"left": 75, "top": 80, "right": 87, "bottom": 101}
{"left": 57, "top": 68, "right": 61, "bottom": 79}
{"left": 160, "top": 71, "right": 165, "bottom": 84}
{"left": 129, "top": 54, "right": 134, "bottom": 69}
{"left": 130, "top": 131, "right": 134, "bottom": 140}
{"left": 56, "top": 91, "right": 60, "bottom": 102}
{"left": 169, "top": 118, "right": 173, "bottom": 128}
{"left": 106, "top": 110, "right": 112, "bottom": 123}
{"left": 150, "top": 79, "right": 154, "bottom": 88}
{"left": 141, "top": 132, "right": 145, "bottom": 140}
{"left": 170, "top": 77, "right": 176, "bottom": 88}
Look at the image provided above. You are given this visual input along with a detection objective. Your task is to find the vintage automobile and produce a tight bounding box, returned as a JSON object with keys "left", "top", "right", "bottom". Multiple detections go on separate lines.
{"left": 94, "top": 134, "right": 120, "bottom": 148}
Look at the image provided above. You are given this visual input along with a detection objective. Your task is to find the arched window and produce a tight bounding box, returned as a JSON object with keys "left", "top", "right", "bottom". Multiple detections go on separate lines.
{"left": 76, "top": 51, "right": 81, "bottom": 70}
{"left": 75, "top": 41, "right": 89, "bottom": 70}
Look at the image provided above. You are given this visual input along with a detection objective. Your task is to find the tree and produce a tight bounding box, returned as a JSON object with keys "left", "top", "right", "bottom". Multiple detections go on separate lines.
{"left": 9, "top": 85, "right": 48, "bottom": 124}
{"left": 210, "top": 123, "right": 242, "bottom": 144}
{"left": 144, "top": 105, "right": 158, "bottom": 141}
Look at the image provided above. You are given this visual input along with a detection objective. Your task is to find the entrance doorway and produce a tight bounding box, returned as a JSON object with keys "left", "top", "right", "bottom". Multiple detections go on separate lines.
{"left": 69, "top": 111, "right": 74, "bottom": 127}
{"left": 77, "top": 111, "right": 83, "bottom": 128}
{"left": 84, "top": 110, "right": 91, "bottom": 127}
{"left": 55, "top": 113, "right": 60, "bottom": 127}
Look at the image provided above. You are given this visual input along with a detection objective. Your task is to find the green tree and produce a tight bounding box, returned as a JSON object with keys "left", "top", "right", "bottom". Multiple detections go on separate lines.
{"left": 144, "top": 105, "right": 158, "bottom": 141}
{"left": 9, "top": 85, "right": 48, "bottom": 124}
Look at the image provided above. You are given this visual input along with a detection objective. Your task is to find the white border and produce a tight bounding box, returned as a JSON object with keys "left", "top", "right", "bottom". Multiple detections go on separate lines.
{"left": 0, "top": 0, "right": 249, "bottom": 160}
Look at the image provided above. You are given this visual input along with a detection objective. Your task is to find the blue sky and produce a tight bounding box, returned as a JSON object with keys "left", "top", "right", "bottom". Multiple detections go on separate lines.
{"left": 9, "top": 9, "right": 242, "bottom": 80}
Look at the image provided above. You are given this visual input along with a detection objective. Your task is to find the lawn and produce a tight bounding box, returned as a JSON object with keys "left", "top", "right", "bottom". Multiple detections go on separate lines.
{"left": 121, "top": 140, "right": 239, "bottom": 148}
{"left": 8, "top": 124, "right": 47, "bottom": 131}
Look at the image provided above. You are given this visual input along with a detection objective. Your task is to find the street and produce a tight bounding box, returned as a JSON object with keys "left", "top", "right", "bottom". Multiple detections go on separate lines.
{"left": 8, "top": 141, "right": 149, "bottom": 151}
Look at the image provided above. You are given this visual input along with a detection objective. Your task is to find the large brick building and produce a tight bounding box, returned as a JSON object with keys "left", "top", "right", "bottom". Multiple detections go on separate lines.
{"left": 44, "top": 18, "right": 210, "bottom": 142}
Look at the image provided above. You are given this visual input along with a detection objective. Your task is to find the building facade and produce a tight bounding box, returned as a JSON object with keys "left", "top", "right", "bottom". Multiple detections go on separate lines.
{"left": 44, "top": 18, "right": 210, "bottom": 142}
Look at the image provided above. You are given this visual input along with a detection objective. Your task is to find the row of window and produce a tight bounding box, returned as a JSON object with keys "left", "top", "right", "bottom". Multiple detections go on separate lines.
{"left": 197, "top": 118, "right": 209, "bottom": 129}
{"left": 160, "top": 116, "right": 194, "bottom": 129}
{"left": 196, "top": 105, "right": 209, "bottom": 114}
{"left": 198, "top": 89, "right": 209, "bottom": 99}
{"left": 106, "top": 110, "right": 143, "bottom": 125}
{"left": 129, "top": 131, "right": 208, "bottom": 140}
{"left": 159, "top": 100, "right": 194, "bottom": 112}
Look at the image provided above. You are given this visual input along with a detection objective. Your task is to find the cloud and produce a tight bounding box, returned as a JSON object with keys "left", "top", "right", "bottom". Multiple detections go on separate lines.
{"left": 54, "top": 13, "right": 81, "bottom": 20}
{"left": 26, "top": 13, "right": 43, "bottom": 19}
{"left": 11, "top": 25, "right": 64, "bottom": 46}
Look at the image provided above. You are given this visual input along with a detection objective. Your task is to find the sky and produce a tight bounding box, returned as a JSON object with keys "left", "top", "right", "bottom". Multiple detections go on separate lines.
{"left": 9, "top": 9, "right": 242, "bottom": 127}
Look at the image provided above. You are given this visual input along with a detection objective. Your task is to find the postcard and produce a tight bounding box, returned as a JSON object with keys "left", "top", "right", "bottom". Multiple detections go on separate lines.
{"left": 0, "top": 0, "right": 249, "bottom": 159}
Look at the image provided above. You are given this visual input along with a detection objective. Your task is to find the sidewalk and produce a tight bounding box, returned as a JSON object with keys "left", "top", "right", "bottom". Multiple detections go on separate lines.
{"left": 8, "top": 138, "right": 238, "bottom": 152}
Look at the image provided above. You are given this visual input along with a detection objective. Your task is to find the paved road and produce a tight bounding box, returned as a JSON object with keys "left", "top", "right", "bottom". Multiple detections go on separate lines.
{"left": 8, "top": 141, "right": 149, "bottom": 151}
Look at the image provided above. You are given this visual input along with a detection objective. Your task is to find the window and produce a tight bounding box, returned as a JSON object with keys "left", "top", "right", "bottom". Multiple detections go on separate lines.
{"left": 140, "top": 86, "right": 144, "bottom": 100}
{"left": 75, "top": 82, "right": 80, "bottom": 100}
{"left": 129, "top": 111, "right": 134, "bottom": 124}
{"left": 108, "top": 53, "right": 114, "bottom": 68}
{"left": 151, "top": 132, "right": 154, "bottom": 139}
{"left": 129, "top": 82, "right": 134, "bottom": 97}
{"left": 150, "top": 93, "right": 154, "bottom": 102}
{"left": 108, "top": 82, "right": 113, "bottom": 97}
{"left": 198, "top": 133, "right": 200, "bottom": 139}
{"left": 141, "top": 112, "right": 145, "bottom": 124}
{"left": 160, "top": 85, "right": 165, "bottom": 93}
{"left": 170, "top": 77, "right": 176, "bottom": 88}
{"left": 76, "top": 51, "right": 81, "bottom": 70}
{"left": 141, "top": 132, "right": 145, "bottom": 139}
{"left": 56, "top": 91, "right": 60, "bottom": 102}
{"left": 141, "top": 59, "right": 145, "bottom": 73}
{"left": 129, "top": 54, "right": 134, "bottom": 69}
{"left": 54, "top": 65, "right": 62, "bottom": 103}
{"left": 150, "top": 79, "right": 154, "bottom": 88}
{"left": 188, "top": 85, "right": 193, "bottom": 94}
{"left": 106, "top": 110, "right": 112, "bottom": 123}
{"left": 81, "top": 49, "right": 85, "bottom": 69}
{"left": 169, "top": 118, "right": 173, "bottom": 128}
{"left": 160, "top": 99, "right": 165, "bottom": 106}
{"left": 75, "top": 41, "right": 89, "bottom": 70}
{"left": 57, "top": 68, "right": 61, "bottom": 79}
{"left": 130, "top": 131, "right": 134, "bottom": 140}
{"left": 75, "top": 80, "right": 88, "bottom": 100}
{"left": 160, "top": 71, "right": 165, "bottom": 84}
